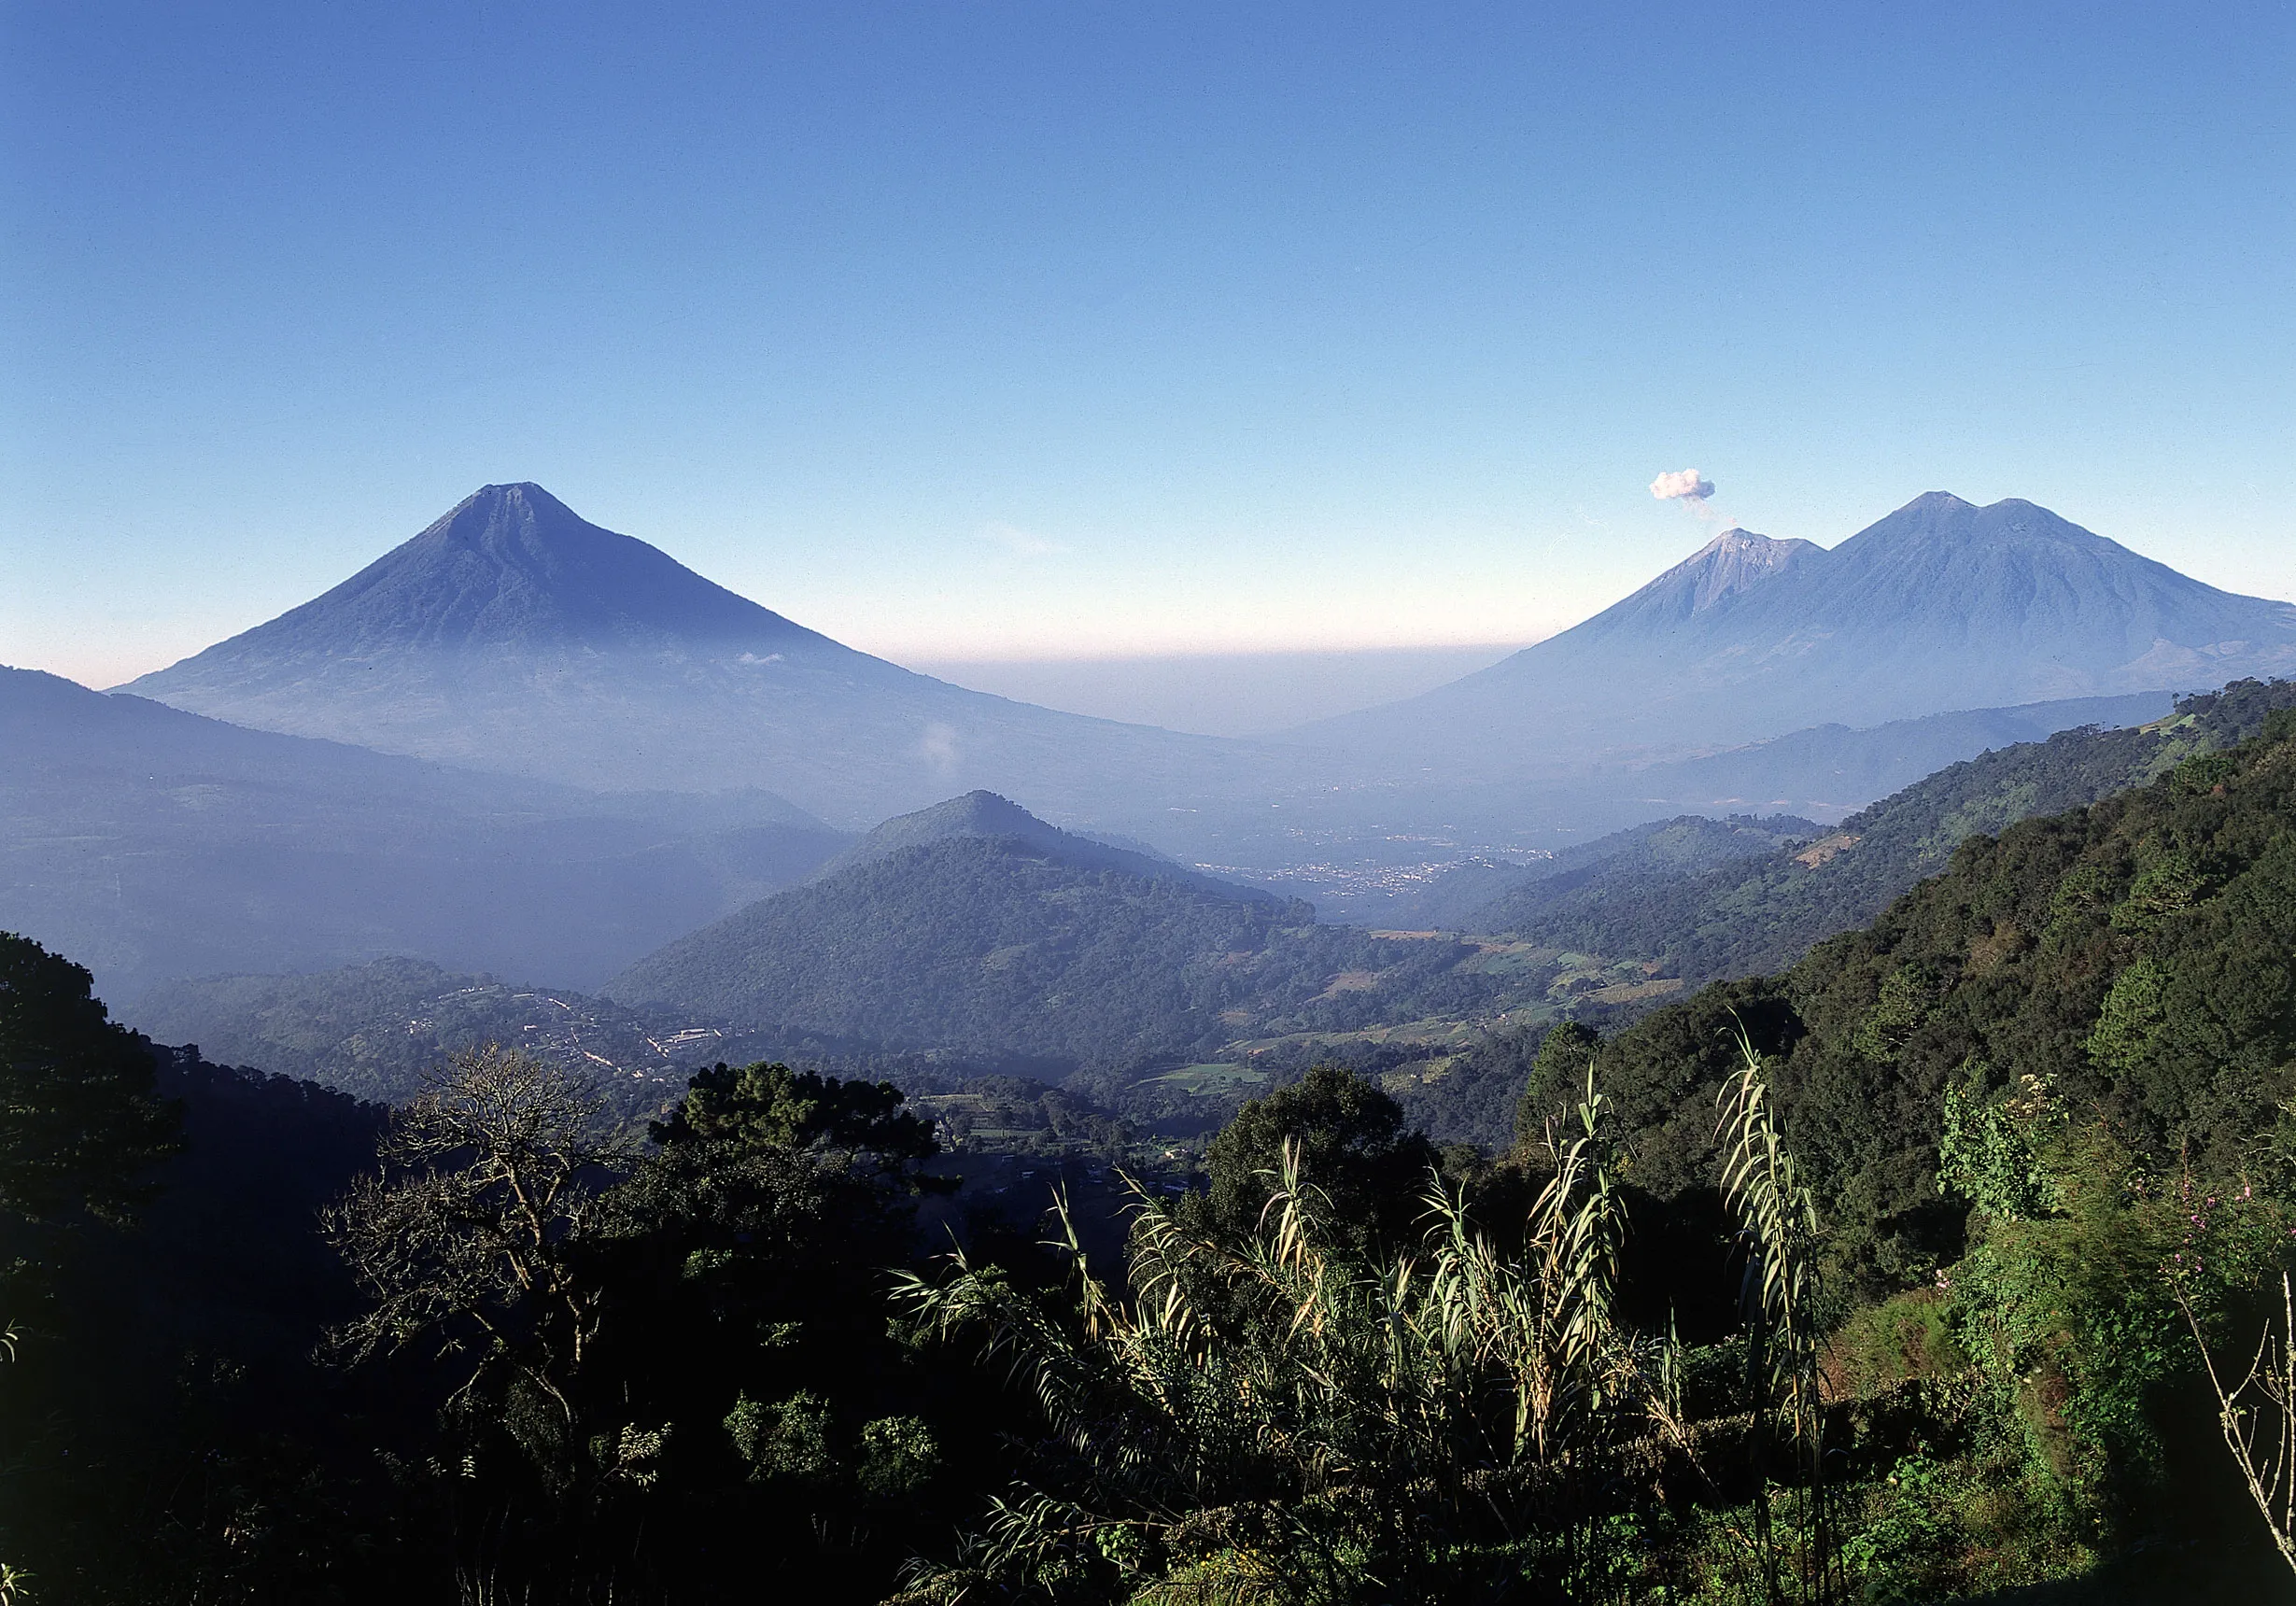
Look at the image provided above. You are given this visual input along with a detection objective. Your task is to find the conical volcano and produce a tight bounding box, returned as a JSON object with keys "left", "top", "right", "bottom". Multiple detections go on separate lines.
{"left": 123, "top": 485, "right": 1275, "bottom": 828}
{"left": 148, "top": 484, "right": 838, "bottom": 667}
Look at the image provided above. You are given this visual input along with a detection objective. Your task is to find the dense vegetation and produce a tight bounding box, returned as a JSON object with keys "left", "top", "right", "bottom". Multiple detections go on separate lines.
{"left": 16, "top": 688, "right": 2296, "bottom": 1600}
{"left": 1396, "top": 812, "right": 1822, "bottom": 933}
{"left": 1469, "top": 679, "right": 2296, "bottom": 980}
{"left": 131, "top": 957, "right": 701, "bottom": 1112}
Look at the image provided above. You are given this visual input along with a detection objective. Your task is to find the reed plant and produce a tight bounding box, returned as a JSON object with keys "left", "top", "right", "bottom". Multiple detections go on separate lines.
{"left": 892, "top": 1072, "right": 1685, "bottom": 1604}
{"left": 1715, "top": 1026, "right": 1839, "bottom": 1606}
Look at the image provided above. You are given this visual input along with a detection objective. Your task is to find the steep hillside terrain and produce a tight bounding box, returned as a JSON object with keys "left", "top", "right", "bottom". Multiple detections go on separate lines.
{"left": 121, "top": 483, "right": 1296, "bottom": 829}
{"left": 0, "top": 667, "right": 845, "bottom": 997}
{"left": 1333, "top": 812, "right": 1820, "bottom": 931}
{"left": 1300, "top": 494, "right": 2296, "bottom": 777}
{"left": 130, "top": 957, "right": 708, "bottom": 1111}
{"left": 1470, "top": 678, "right": 2296, "bottom": 981}
{"left": 1527, "top": 686, "right": 2296, "bottom": 1279}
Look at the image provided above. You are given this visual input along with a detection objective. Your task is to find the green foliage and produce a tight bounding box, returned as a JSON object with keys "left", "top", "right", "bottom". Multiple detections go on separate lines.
{"left": 1578, "top": 677, "right": 2296, "bottom": 1284}
{"left": 1469, "top": 679, "right": 2296, "bottom": 985}
{"left": 1824, "top": 1290, "right": 1965, "bottom": 1396}
{"left": 1190, "top": 1065, "right": 1437, "bottom": 1251}
{"left": 894, "top": 1081, "right": 1680, "bottom": 1605}
{"left": 653, "top": 1059, "right": 937, "bottom": 1164}
{"left": 728, "top": 1388, "right": 837, "bottom": 1484}
{"left": 1514, "top": 1019, "right": 1600, "bottom": 1148}
{"left": 0, "top": 931, "right": 181, "bottom": 1224}
{"left": 1850, "top": 964, "right": 1946, "bottom": 1063}
{"left": 858, "top": 1414, "right": 942, "bottom": 1498}
{"left": 2086, "top": 960, "right": 2167, "bottom": 1075}
{"left": 1938, "top": 1069, "right": 2065, "bottom": 1220}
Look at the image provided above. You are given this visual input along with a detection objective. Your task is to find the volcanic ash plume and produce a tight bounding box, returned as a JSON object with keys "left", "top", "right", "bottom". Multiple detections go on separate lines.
{"left": 1648, "top": 468, "right": 1733, "bottom": 528}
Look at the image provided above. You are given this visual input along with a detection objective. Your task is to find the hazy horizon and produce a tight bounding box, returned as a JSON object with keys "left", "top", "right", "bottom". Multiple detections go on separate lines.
{"left": 6, "top": 3, "right": 2291, "bottom": 691}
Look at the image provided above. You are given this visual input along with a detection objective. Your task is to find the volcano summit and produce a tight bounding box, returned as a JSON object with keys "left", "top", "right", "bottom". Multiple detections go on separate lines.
{"left": 122, "top": 485, "right": 1289, "bottom": 829}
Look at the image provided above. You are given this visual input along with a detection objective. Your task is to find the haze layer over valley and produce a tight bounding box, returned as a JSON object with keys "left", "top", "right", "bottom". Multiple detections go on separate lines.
{"left": 112, "top": 482, "right": 2291, "bottom": 870}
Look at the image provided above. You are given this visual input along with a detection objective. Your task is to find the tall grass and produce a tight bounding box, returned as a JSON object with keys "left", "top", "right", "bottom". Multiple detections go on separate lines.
{"left": 1716, "top": 1025, "right": 1838, "bottom": 1606}
{"left": 891, "top": 1071, "right": 1685, "bottom": 1602}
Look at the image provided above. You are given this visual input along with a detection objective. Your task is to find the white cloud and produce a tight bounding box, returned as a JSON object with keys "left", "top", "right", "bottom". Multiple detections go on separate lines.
{"left": 1648, "top": 469, "right": 1716, "bottom": 503}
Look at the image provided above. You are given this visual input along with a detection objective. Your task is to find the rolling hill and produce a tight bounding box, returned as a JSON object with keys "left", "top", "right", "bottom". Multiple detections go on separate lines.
{"left": 1466, "top": 677, "right": 2296, "bottom": 983}
{"left": 0, "top": 665, "right": 846, "bottom": 998}
{"left": 601, "top": 793, "right": 1571, "bottom": 1068}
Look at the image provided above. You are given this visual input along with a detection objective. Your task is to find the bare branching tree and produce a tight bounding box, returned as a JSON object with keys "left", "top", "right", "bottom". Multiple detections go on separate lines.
{"left": 2179, "top": 1269, "right": 2296, "bottom": 1575}
{"left": 322, "top": 1046, "right": 627, "bottom": 1435}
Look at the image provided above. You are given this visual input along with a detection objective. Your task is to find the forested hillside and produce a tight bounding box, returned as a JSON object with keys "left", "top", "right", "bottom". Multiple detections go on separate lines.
{"left": 1472, "top": 678, "right": 2296, "bottom": 981}
{"left": 605, "top": 821, "right": 1562, "bottom": 1069}
{"left": 1549, "top": 686, "right": 2296, "bottom": 1282}
{"left": 1339, "top": 810, "right": 1819, "bottom": 931}
{"left": 131, "top": 957, "right": 706, "bottom": 1112}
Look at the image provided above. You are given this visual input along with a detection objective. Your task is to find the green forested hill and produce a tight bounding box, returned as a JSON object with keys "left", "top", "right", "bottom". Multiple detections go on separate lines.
{"left": 1471, "top": 678, "right": 2296, "bottom": 982}
{"left": 1442, "top": 812, "right": 1818, "bottom": 936}
{"left": 603, "top": 831, "right": 1557, "bottom": 1069}
{"left": 1569, "top": 684, "right": 2296, "bottom": 1279}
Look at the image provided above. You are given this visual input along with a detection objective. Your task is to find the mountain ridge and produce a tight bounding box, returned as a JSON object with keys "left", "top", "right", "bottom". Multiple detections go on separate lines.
{"left": 0, "top": 665, "right": 846, "bottom": 997}
{"left": 1293, "top": 493, "right": 2296, "bottom": 776}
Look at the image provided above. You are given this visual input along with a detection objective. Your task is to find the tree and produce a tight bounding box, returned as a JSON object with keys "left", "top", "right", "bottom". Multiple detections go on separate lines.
{"left": 1190, "top": 1064, "right": 1437, "bottom": 1250}
{"left": 650, "top": 1060, "right": 936, "bottom": 1168}
{"left": 0, "top": 932, "right": 180, "bottom": 1226}
{"left": 1515, "top": 1020, "right": 1601, "bottom": 1151}
{"left": 0, "top": 935, "right": 181, "bottom": 1599}
{"left": 323, "top": 1045, "right": 629, "bottom": 1473}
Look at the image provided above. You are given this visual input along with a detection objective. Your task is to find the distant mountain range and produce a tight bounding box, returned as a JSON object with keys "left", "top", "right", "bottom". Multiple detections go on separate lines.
{"left": 118, "top": 484, "right": 2290, "bottom": 843}
{"left": 0, "top": 666, "right": 845, "bottom": 999}
{"left": 1298, "top": 494, "right": 2296, "bottom": 777}
{"left": 121, "top": 484, "right": 1286, "bottom": 829}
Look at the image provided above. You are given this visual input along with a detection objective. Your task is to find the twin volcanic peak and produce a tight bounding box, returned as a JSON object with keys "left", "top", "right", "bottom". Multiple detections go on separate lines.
{"left": 1297, "top": 491, "right": 2296, "bottom": 771}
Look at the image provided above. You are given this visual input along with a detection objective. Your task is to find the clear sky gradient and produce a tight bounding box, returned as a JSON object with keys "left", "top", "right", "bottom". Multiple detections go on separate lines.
{"left": 3, "top": 1, "right": 2289, "bottom": 689}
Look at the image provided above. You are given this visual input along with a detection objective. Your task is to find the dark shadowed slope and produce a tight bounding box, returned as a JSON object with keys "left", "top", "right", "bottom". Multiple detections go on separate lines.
{"left": 599, "top": 795, "right": 1304, "bottom": 1063}
{"left": 0, "top": 666, "right": 846, "bottom": 998}
{"left": 122, "top": 484, "right": 1301, "bottom": 829}
{"left": 129, "top": 958, "right": 705, "bottom": 1111}
{"left": 1297, "top": 495, "right": 2296, "bottom": 777}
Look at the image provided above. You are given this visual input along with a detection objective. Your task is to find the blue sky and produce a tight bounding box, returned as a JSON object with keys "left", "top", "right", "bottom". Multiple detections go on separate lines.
{"left": 4, "top": 1, "right": 2289, "bottom": 687}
